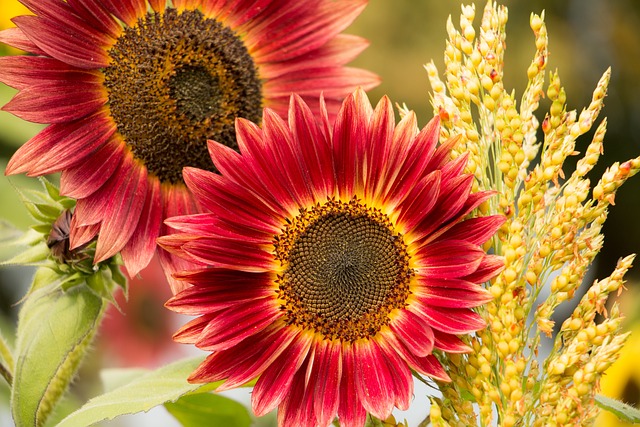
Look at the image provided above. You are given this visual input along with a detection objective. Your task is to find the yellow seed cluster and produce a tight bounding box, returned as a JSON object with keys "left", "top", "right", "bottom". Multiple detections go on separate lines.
{"left": 424, "top": 1, "right": 639, "bottom": 425}
{"left": 429, "top": 398, "right": 452, "bottom": 427}
{"left": 433, "top": 351, "right": 480, "bottom": 426}
{"left": 534, "top": 257, "right": 633, "bottom": 425}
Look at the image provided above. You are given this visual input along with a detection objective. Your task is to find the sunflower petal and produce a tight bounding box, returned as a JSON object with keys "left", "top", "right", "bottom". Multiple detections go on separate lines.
{"left": 252, "top": 333, "right": 312, "bottom": 416}
{"left": 417, "top": 240, "right": 485, "bottom": 279}
{"left": 120, "top": 177, "right": 163, "bottom": 276}
{"left": 313, "top": 340, "right": 342, "bottom": 426}
{"left": 0, "top": 27, "right": 45, "bottom": 55}
{"left": 389, "top": 308, "right": 435, "bottom": 357}
{"left": 354, "top": 341, "right": 395, "bottom": 419}
{"left": 6, "top": 111, "right": 115, "bottom": 176}
{"left": 94, "top": 158, "right": 148, "bottom": 263}
{"left": 13, "top": 15, "right": 110, "bottom": 69}
{"left": 196, "top": 300, "right": 280, "bottom": 351}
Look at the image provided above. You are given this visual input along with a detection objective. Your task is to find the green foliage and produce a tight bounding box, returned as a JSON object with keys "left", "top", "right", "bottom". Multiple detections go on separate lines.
{"left": 11, "top": 285, "right": 104, "bottom": 427}
{"left": 165, "top": 392, "right": 252, "bottom": 427}
{"left": 595, "top": 394, "right": 640, "bottom": 423}
{"left": 2, "top": 177, "right": 135, "bottom": 426}
{"left": 55, "top": 356, "right": 207, "bottom": 427}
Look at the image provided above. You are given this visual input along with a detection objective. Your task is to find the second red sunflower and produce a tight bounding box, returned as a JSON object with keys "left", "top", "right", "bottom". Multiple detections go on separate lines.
{"left": 0, "top": 0, "right": 379, "bottom": 288}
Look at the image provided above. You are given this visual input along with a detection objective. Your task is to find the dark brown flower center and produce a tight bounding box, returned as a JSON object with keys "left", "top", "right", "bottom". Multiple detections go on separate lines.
{"left": 274, "top": 198, "right": 413, "bottom": 342}
{"left": 103, "top": 8, "right": 262, "bottom": 184}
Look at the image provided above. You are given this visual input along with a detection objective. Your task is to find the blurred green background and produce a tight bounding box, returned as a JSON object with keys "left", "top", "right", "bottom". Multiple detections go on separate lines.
{"left": 0, "top": 1, "right": 639, "bottom": 425}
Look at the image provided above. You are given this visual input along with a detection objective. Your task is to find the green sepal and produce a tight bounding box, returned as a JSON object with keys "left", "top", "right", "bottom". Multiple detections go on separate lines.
{"left": 30, "top": 266, "right": 84, "bottom": 295}
{"left": 11, "top": 285, "right": 104, "bottom": 427}
{"left": 22, "top": 200, "right": 54, "bottom": 224}
{"left": 595, "top": 394, "right": 640, "bottom": 423}
{"left": 2, "top": 226, "right": 43, "bottom": 248}
{"left": 0, "top": 328, "right": 14, "bottom": 386}
{"left": 31, "top": 223, "right": 53, "bottom": 234}
{"left": 33, "top": 203, "right": 63, "bottom": 221}
{"left": 55, "top": 356, "right": 207, "bottom": 427}
{"left": 0, "top": 241, "right": 50, "bottom": 266}
{"left": 109, "top": 258, "right": 128, "bottom": 291}
{"left": 165, "top": 393, "right": 251, "bottom": 427}
{"left": 85, "top": 265, "right": 120, "bottom": 308}
{"left": 40, "top": 177, "right": 62, "bottom": 201}
{"left": 0, "top": 226, "right": 49, "bottom": 267}
{"left": 364, "top": 415, "right": 385, "bottom": 427}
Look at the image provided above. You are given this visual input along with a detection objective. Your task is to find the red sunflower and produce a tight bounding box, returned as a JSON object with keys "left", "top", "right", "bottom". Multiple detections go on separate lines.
{"left": 159, "top": 89, "right": 505, "bottom": 426}
{"left": 0, "top": 0, "right": 379, "bottom": 290}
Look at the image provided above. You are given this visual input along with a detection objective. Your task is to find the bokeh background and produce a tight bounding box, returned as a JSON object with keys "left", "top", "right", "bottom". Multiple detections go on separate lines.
{"left": 0, "top": 0, "right": 639, "bottom": 426}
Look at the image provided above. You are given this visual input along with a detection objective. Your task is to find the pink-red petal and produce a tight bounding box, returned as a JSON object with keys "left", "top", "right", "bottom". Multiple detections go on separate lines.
{"left": 196, "top": 299, "right": 280, "bottom": 352}
{"left": 462, "top": 254, "right": 505, "bottom": 283}
{"left": 417, "top": 305, "right": 486, "bottom": 334}
{"left": 94, "top": 158, "right": 148, "bottom": 263}
{"left": 338, "top": 346, "right": 367, "bottom": 427}
{"left": 415, "top": 285, "right": 493, "bottom": 309}
{"left": 0, "top": 27, "right": 46, "bottom": 55}
{"left": 313, "top": 340, "right": 342, "bottom": 426}
{"left": 13, "top": 15, "right": 110, "bottom": 69}
{"left": 214, "top": 325, "right": 299, "bottom": 391}
{"left": 417, "top": 240, "right": 485, "bottom": 279}
{"left": 354, "top": 340, "right": 395, "bottom": 419}
{"left": 433, "top": 330, "right": 472, "bottom": 353}
{"left": 252, "top": 332, "right": 313, "bottom": 416}
{"left": 389, "top": 308, "right": 435, "bottom": 357}
{"left": 6, "top": 110, "right": 115, "bottom": 176}
{"left": 167, "top": 276, "right": 271, "bottom": 315}
{"left": 120, "top": 177, "right": 163, "bottom": 276}
{"left": 59, "top": 138, "right": 123, "bottom": 199}
{"left": 437, "top": 214, "right": 506, "bottom": 246}
{"left": 3, "top": 81, "right": 106, "bottom": 124}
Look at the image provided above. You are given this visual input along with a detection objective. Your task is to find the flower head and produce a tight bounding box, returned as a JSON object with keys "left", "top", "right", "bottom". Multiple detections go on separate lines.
{"left": 159, "top": 89, "right": 504, "bottom": 426}
{"left": 0, "top": 0, "right": 379, "bottom": 289}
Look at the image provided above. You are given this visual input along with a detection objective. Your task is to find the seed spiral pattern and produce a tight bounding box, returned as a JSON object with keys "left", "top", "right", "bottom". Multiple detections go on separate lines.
{"left": 104, "top": 8, "right": 263, "bottom": 184}
{"left": 275, "top": 198, "right": 413, "bottom": 342}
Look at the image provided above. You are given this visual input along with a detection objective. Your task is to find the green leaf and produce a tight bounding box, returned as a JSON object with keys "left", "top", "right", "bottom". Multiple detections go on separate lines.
{"left": 100, "top": 368, "right": 149, "bottom": 393}
{"left": 595, "top": 394, "right": 640, "bottom": 423}
{"left": 55, "top": 355, "right": 207, "bottom": 427}
{"left": 165, "top": 393, "right": 251, "bottom": 427}
{"left": 11, "top": 285, "right": 104, "bottom": 427}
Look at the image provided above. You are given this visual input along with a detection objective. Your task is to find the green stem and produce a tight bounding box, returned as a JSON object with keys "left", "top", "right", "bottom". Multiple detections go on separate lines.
{"left": 0, "top": 361, "right": 12, "bottom": 386}
{"left": 0, "top": 330, "right": 14, "bottom": 377}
